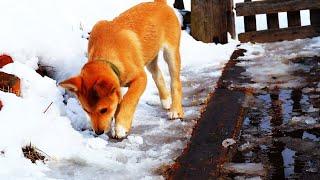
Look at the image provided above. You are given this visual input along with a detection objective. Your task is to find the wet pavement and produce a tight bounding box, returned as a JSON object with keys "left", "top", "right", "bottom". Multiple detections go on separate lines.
{"left": 223, "top": 56, "right": 320, "bottom": 179}
{"left": 167, "top": 48, "right": 320, "bottom": 179}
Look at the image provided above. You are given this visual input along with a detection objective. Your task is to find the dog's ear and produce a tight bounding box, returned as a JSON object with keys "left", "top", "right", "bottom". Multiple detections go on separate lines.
{"left": 59, "top": 76, "right": 82, "bottom": 93}
{"left": 94, "top": 79, "right": 115, "bottom": 98}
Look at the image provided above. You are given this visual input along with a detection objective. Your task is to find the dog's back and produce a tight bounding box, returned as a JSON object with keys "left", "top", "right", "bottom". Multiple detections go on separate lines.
{"left": 89, "top": 0, "right": 181, "bottom": 65}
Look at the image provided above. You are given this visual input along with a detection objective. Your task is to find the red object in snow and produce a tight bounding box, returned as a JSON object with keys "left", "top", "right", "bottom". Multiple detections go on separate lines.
{"left": 0, "top": 100, "right": 2, "bottom": 111}
{"left": 0, "top": 72, "right": 21, "bottom": 96}
{"left": 0, "top": 54, "right": 14, "bottom": 68}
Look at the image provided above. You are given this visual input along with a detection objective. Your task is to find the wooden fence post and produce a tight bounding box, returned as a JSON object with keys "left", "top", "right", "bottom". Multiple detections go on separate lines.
{"left": 267, "top": 13, "right": 280, "bottom": 30}
{"left": 236, "top": 0, "right": 320, "bottom": 43}
{"left": 310, "top": 9, "right": 320, "bottom": 26}
{"left": 244, "top": 0, "right": 257, "bottom": 32}
{"left": 191, "top": 0, "right": 230, "bottom": 44}
{"left": 287, "top": 11, "right": 301, "bottom": 27}
{"left": 227, "top": 0, "right": 236, "bottom": 39}
{"left": 174, "top": 0, "right": 185, "bottom": 10}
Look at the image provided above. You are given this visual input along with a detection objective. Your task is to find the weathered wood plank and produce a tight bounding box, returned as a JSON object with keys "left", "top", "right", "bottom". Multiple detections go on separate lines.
{"left": 267, "top": 13, "right": 280, "bottom": 29}
{"left": 167, "top": 49, "right": 248, "bottom": 179}
{"left": 244, "top": 0, "right": 256, "bottom": 32}
{"left": 191, "top": 0, "right": 228, "bottom": 43}
{"left": 227, "top": 0, "right": 236, "bottom": 39}
{"left": 236, "top": 0, "right": 320, "bottom": 16}
{"left": 227, "top": 0, "right": 237, "bottom": 39}
{"left": 311, "top": 9, "right": 320, "bottom": 26}
{"left": 287, "top": 11, "right": 301, "bottom": 27}
{"left": 239, "top": 25, "right": 320, "bottom": 43}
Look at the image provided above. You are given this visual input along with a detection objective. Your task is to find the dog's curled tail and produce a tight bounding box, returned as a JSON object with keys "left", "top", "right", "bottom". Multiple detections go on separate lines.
{"left": 154, "top": 0, "right": 167, "bottom": 3}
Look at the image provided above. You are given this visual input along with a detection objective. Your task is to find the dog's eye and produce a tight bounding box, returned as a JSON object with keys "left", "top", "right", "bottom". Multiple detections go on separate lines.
{"left": 99, "top": 108, "right": 108, "bottom": 114}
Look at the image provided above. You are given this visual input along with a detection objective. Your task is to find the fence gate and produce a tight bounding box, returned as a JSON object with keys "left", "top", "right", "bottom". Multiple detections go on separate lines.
{"left": 236, "top": 0, "right": 320, "bottom": 43}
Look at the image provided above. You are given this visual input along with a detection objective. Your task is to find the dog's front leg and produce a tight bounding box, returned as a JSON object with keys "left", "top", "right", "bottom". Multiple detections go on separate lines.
{"left": 114, "top": 72, "right": 147, "bottom": 139}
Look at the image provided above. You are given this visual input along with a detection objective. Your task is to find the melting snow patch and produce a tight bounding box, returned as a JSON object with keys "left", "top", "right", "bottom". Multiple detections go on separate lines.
{"left": 290, "top": 116, "right": 317, "bottom": 125}
{"left": 234, "top": 176, "right": 262, "bottom": 180}
{"left": 127, "top": 135, "right": 144, "bottom": 145}
{"left": 223, "top": 163, "right": 266, "bottom": 176}
{"left": 222, "top": 138, "right": 236, "bottom": 148}
{"left": 238, "top": 142, "right": 255, "bottom": 152}
{"left": 236, "top": 37, "right": 320, "bottom": 90}
{"left": 306, "top": 106, "right": 319, "bottom": 113}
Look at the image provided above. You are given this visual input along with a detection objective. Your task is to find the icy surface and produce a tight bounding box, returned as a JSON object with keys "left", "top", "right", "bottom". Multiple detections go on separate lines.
{"left": 226, "top": 36, "right": 320, "bottom": 179}
{"left": 222, "top": 138, "right": 236, "bottom": 148}
{"left": 237, "top": 37, "right": 320, "bottom": 89}
{"left": 223, "top": 163, "right": 266, "bottom": 176}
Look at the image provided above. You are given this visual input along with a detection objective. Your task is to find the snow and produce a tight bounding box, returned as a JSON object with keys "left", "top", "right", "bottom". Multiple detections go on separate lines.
{"left": 282, "top": 148, "right": 296, "bottom": 178}
{"left": 238, "top": 142, "right": 255, "bottom": 152}
{"left": 222, "top": 138, "right": 237, "bottom": 148}
{"left": 290, "top": 116, "right": 317, "bottom": 125}
{"left": 0, "top": 0, "right": 238, "bottom": 179}
{"left": 223, "top": 163, "right": 266, "bottom": 177}
{"left": 236, "top": 37, "right": 320, "bottom": 89}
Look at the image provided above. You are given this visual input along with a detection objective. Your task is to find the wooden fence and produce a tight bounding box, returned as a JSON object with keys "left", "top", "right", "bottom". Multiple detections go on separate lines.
{"left": 236, "top": 0, "right": 320, "bottom": 43}
{"left": 191, "top": 0, "right": 235, "bottom": 44}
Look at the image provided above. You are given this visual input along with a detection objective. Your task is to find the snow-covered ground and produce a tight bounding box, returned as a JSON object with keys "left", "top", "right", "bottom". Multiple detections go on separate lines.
{"left": 0, "top": 0, "right": 237, "bottom": 179}
{"left": 237, "top": 37, "right": 320, "bottom": 89}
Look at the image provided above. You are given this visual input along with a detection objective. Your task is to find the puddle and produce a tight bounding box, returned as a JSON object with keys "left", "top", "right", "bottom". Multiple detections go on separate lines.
{"left": 302, "top": 131, "right": 320, "bottom": 142}
{"left": 282, "top": 148, "right": 296, "bottom": 178}
{"left": 222, "top": 56, "right": 320, "bottom": 179}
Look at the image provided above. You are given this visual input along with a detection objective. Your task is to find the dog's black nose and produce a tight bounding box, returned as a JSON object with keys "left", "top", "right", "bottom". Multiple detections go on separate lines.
{"left": 95, "top": 130, "right": 104, "bottom": 135}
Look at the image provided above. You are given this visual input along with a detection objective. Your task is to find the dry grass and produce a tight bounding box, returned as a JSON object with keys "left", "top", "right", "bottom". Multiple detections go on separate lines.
{"left": 22, "top": 143, "right": 49, "bottom": 163}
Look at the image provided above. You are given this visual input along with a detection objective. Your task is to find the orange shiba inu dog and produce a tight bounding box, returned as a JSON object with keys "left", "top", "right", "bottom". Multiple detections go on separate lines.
{"left": 60, "top": 0, "right": 183, "bottom": 138}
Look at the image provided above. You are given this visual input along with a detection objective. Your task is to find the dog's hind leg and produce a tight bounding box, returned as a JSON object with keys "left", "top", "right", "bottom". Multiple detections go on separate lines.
{"left": 147, "top": 55, "right": 171, "bottom": 110}
{"left": 163, "top": 46, "right": 184, "bottom": 119}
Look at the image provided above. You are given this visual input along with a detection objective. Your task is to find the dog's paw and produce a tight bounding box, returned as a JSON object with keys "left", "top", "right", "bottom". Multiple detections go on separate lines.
{"left": 167, "top": 110, "right": 184, "bottom": 120}
{"left": 161, "top": 98, "right": 171, "bottom": 110}
{"left": 113, "top": 125, "right": 129, "bottom": 139}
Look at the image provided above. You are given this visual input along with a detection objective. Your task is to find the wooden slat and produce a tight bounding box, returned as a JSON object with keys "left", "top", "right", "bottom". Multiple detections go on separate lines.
{"left": 310, "top": 9, "right": 320, "bottom": 26}
{"left": 239, "top": 25, "right": 320, "bottom": 43}
{"left": 244, "top": 0, "right": 256, "bottom": 32}
{"left": 287, "top": 11, "right": 301, "bottom": 27}
{"left": 227, "top": 0, "right": 236, "bottom": 39}
{"left": 236, "top": 0, "right": 320, "bottom": 16}
{"left": 267, "top": 13, "right": 280, "bottom": 29}
{"left": 167, "top": 49, "right": 248, "bottom": 179}
{"left": 191, "top": 0, "right": 228, "bottom": 44}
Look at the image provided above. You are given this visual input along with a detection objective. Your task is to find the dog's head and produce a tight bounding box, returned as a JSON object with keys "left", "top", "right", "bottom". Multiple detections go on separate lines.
{"left": 60, "top": 62, "right": 121, "bottom": 135}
